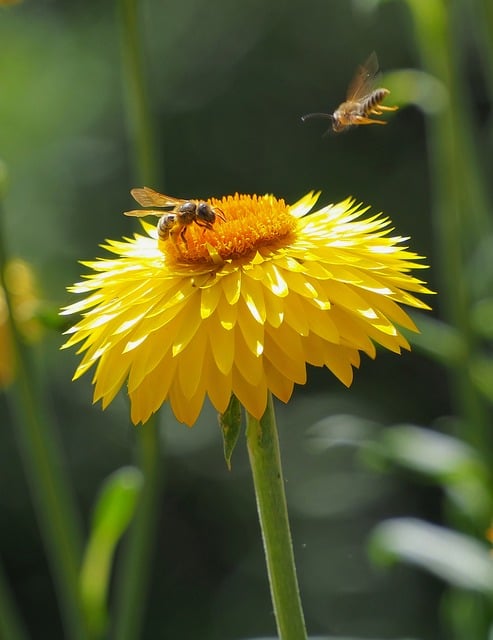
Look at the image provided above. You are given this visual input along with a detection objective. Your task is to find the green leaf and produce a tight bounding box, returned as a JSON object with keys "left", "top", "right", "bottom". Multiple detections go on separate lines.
{"left": 219, "top": 394, "right": 242, "bottom": 470}
{"left": 403, "top": 312, "right": 466, "bottom": 366}
{"left": 374, "top": 425, "right": 487, "bottom": 482}
{"left": 382, "top": 69, "right": 448, "bottom": 115}
{"left": 80, "top": 466, "right": 143, "bottom": 636}
{"left": 368, "top": 425, "right": 491, "bottom": 520}
{"left": 38, "top": 303, "right": 73, "bottom": 332}
{"left": 442, "top": 589, "right": 493, "bottom": 640}
{"left": 471, "top": 355, "right": 493, "bottom": 404}
{"left": 471, "top": 298, "right": 493, "bottom": 339}
{"left": 370, "top": 518, "right": 493, "bottom": 594}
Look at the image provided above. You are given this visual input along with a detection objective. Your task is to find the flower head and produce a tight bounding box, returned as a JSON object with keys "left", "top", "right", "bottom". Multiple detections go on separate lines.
{"left": 1, "top": 259, "right": 42, "bottom": 387}
{"left": 61, "top": 191, "right": 433, "bottom": 426}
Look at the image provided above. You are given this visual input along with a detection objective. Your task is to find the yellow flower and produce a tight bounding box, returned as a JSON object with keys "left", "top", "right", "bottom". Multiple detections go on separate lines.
{"left": 0, "top": 259, "right": 42, "bottom": 387}
{"left": 61, "top": 191, "right": 433, "bottom": 426}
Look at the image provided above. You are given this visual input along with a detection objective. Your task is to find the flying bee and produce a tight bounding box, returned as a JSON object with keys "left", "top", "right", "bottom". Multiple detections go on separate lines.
{"left": 301, "top": 52, "right": 398, "bottom": 134}
{"left": 124, "top": 186, "right": 225, "bottom": 247}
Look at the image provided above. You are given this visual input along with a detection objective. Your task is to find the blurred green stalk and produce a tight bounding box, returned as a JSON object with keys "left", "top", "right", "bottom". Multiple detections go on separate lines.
{"left": 0, "top": 203, "right": 88, "bottom": 639}
{"left": 112, "top": 423, "right": 161, "bottom": 640}
{"left": 112, "top": 1, "right": 163, "bottom": 638}
{"left": 246, "top": 394, "right": 308, "bottom": 640}
{"left": 118, "top": 0, "right": 161, "bottom": 186}
{"left": 404, "top": 2, "right": 493, "bottom": 633}
{"left": 407, "top": 0, "right": 490, "bottom": 448}
{"left": 472, "top": 0, "right": 493, "bottom": 100}
{"left": 0, "top": 560, "right": 29, "bottom": 640}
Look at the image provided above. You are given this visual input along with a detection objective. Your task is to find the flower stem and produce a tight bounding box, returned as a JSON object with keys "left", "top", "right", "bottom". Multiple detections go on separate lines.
{"left": 246, "top": 394, "right": 308, "bottom": 640}
{"left": 0, "top": 205, "right": 88, "bottom": 638}
{"left": 407, "top": 0, "right": 490, "bottom": 449}
{"left": 112, "top": 2, "right": 164, "bottom": 638}
{"left": 117, "top": 0, "right": 161, "bottom": 186}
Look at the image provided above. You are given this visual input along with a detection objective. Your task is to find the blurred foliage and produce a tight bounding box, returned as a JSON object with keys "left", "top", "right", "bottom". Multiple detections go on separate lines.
{"left": 0, "top": 0, "right": 492, "bottom": 639}
{"left": 80, "top": 466, "right": 143, "bottom": 637}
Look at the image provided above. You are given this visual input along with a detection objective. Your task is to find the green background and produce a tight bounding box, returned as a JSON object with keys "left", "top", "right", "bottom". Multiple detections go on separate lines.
{"left": 1, "top": 0, "right": 492, "bottom": 638}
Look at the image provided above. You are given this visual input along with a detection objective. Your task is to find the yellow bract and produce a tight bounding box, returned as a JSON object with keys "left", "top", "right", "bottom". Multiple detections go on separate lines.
{"left": 0, "top": 260, "right": 42, "bottom": 387}
{"left": 62, "top": 192, "right": 433, "bottom": 426}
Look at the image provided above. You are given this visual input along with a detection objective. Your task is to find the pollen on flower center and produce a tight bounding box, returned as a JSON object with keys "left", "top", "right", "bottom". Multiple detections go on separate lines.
{"left": 160, "top": 193, "right": 298, "bottom": 263}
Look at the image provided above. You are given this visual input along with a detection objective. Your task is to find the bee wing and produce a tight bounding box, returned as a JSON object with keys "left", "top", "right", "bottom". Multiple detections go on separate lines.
{"left": 123, "top": 208, "right": 165, "bottom": 218}
{"left": 130, "top": 186, "right": 184, "bottom": 208}
{"left": 346, "top": 51, "right": 379, "bottom": 100}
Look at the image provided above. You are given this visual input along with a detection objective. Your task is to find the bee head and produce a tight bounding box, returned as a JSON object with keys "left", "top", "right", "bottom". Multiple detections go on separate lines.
{"left": 197, "top": 203, "right": 216, "bottom": 223}
{"left": 331, "top": 118, "right": 346, "bottom": 133}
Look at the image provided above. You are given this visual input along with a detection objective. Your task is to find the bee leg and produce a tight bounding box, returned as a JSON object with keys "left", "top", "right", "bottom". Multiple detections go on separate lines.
{"left": 377, "top": 105, "right": 399, "bottom": 112}
{"left": 214, "top": 207, "right": 226, "bottom": 222}
{"left": 165, "top": 226, "right": 182, "bottom": 253}
{"left": 199, "top": 225, "right": 213, "bottom": 239}
{"left": 355, "top": 115, "right": 387, "bottom": 125}
{"left": 191, "top": 218, "right": 216, "bottom": 243}
{"left": 195, "top": 220, "right": 215, "bottom": 231}
{"left": 368, "top": 106, "right": 398, "bottom": 116}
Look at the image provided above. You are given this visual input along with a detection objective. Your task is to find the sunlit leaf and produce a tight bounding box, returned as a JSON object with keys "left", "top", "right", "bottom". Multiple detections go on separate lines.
{"left": 382, "top": 69, "right": 447, "bottom": 115}
{"left": 306, "top": 413, "right": 379, "bottom": 452}
{"left": 373, "top": 424, "right": 487, "bottom": 482}
{"left": 367, "top": 424, "right": 491, "bottom": 520}
{"left": 80, "top": 466, "right": 143, "bottom": 636}
{"left": 370, "top": 518, "right": 493, "bottom": 594}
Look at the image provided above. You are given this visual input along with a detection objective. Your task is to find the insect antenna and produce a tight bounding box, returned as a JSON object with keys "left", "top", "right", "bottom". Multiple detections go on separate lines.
{"left": 301, "top": 112, "right": 333, "bottom": 123}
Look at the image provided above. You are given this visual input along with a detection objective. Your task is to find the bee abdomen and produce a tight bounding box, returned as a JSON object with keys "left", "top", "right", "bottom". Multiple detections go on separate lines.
{"left": 363, "top": 88, "right": 389, "bottom": 113}
{"left": 157, "top": 214, "right": 176, "bottom": 240}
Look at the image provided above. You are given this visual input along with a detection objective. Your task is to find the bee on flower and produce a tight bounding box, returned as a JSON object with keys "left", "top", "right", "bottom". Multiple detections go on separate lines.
{"left": 62, "top": 190, "right": 433, "bottom": 426}
{"left": 124, "top": 187, "right": 226, "bottom": 249}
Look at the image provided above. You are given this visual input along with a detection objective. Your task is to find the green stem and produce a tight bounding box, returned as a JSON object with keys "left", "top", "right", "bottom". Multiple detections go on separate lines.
{"left": 0, "top": 207, "right": 88, "bottom": 637}
{"left": 472, "top": 0, "right": 493, "bottom": 116}
{"left": 112, "top": 1, "right": 164, "bottom": 638}
{"left": 246, "top": 394, "right": 308, "bottom": 640}
{"left": 407, "top": 0, "right": 490, "bottom": 449}
{"left": 117, "top": 0, "right": 161, "bottom": 186}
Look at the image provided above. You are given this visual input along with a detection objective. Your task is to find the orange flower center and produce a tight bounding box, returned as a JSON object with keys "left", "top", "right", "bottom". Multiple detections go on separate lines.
{"left": 158, "top": 193, "right": 297, "bottom": 264}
